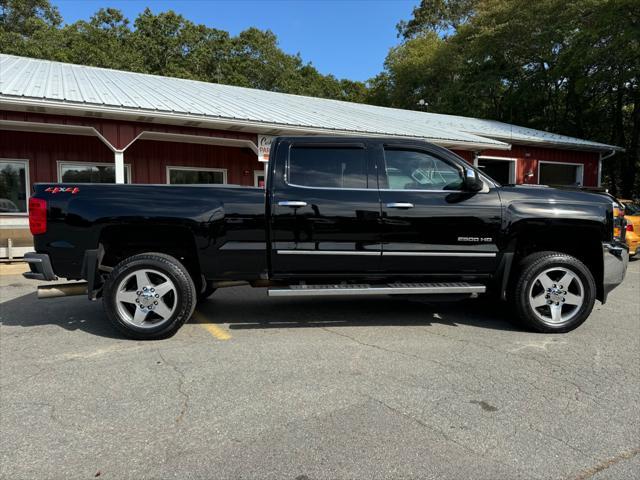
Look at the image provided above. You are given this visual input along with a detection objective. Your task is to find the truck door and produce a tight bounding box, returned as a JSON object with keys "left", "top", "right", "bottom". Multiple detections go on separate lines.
{"left": 376, "top": 144, "right": 502, "bottom": 275}
{"left": 269, "top": 139, "right": 382, "bottom": 277}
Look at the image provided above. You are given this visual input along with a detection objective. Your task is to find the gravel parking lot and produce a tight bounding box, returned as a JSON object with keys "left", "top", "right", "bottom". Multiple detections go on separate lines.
{"left": 1, "top": 260, "right": 639, "bottom": 479}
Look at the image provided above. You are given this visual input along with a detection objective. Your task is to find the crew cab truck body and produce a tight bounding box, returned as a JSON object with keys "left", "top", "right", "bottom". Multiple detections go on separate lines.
{"left": 24, "top": 137, "right": 628, "bottom": 339}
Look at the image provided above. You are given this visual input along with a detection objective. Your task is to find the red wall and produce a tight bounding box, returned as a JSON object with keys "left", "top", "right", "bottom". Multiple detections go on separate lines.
{"left": 127, "top": 140, "right": 262, "bottom": 185}
{"left": 452, "top": 146, "right": 599, "bottom": 187}
{"left": 0, "top": 130, "right": 114, "bottom": 183}
{"left": 0, "top": 131, "right": 262, "bottom": 187}
{"left": 1, "top": 110, "right": 256, "bottom": 150}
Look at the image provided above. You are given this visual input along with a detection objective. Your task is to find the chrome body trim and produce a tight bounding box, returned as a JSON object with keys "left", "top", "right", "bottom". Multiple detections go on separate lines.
{"left": 276, "top": 250, "right": 495, "bottom": 257}
{"left": 276, "top": 250, "right": 380, "bottom": 256}
{"left": 383, "top": 252, "right": 496, "bottom": 257}
{"left": 268, "top": 282, "right": 486, "bottom": 297}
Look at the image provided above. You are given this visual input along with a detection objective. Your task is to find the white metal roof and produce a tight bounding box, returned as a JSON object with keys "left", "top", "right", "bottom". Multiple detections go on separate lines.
{"left": 0, "top": 54, "right": 620, "bottom": 152}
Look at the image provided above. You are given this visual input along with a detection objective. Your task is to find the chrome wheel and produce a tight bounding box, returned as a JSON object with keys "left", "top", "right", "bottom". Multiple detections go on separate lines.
{"left": 528, "top": 267, "right": 584, "bottom": 325}
{"left": 115, "top": 268, "right": 178, "bottom": 329}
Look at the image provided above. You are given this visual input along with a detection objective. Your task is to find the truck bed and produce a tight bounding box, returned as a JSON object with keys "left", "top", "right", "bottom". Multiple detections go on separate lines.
{"left": 32, "top": 183, "right": 267, "bottom": 280}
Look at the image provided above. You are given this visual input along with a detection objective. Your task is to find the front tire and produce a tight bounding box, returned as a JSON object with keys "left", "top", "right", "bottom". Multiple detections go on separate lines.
{"left": 513, "top": 251, "right": 596, "bottom": 333}
{"left": 103, "top": 253, "right": 197, "bottom": 340}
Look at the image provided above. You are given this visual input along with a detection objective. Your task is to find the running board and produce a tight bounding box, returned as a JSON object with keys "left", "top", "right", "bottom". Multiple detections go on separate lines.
{"left": 267, "top": 282, "right": 486, "bottom": 297}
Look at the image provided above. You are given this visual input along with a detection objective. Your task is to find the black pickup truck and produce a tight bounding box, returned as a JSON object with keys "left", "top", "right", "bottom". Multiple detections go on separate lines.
{"left": 24, "top": 136, "right": 628, "bottom": 339}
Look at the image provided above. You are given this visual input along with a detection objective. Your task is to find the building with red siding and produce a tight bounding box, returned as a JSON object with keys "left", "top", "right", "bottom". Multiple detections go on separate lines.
{"left": 0, "top": 55, "right": 622, "bottom": 257}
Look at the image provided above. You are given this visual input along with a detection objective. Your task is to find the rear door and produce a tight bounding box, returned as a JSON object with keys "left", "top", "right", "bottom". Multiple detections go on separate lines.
{"left": 269, "top": 139, "right": 382, "bottom": 277}
{"left": 376, "top": 143, "right": 502, "bottom": 275}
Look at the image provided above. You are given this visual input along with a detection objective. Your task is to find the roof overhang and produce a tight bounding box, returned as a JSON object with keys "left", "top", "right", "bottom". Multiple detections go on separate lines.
{"left": 0, "top": 96, "right": 512, "bottom": 151}
{"left": 466, "top": 132, "right": 625, "bottom": 153}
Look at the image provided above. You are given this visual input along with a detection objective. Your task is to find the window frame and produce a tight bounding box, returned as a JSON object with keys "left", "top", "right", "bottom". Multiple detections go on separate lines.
{"left": 166, "top": 166, "right": 228, "bottom": 185}
{"left": 285, "top": 143, "right": 372, "bottom": 191}
{"left": 537, "top": 160, "right": 584, "bottom": 187}
{"left": 254, "top": 170, "right": 265, "bottom": 188}
{"left": 380, "top": 146, "right": 466, "bottom": 193}
{"left": 474, "top": 155, "right": 517, "bottom": 185}
{"left": 57, "top": 161, "right": 132, "bottom": 184}
{"left": 0, "top": 158, "right": 30, "bottom": 216}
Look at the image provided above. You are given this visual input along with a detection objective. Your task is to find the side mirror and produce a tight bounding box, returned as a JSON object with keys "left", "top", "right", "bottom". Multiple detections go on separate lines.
{"left": 462, "top": 168, "right": 484, "bottom": 192}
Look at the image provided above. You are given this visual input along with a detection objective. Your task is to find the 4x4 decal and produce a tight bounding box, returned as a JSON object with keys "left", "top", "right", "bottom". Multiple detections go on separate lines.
{"left": 45, "top": 186, "right": 80, "bottom": 194}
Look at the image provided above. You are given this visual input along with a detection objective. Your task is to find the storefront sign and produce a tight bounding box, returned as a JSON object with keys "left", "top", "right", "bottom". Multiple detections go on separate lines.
{"left": 258, "top": 135, "right": 274, "bottom": 163}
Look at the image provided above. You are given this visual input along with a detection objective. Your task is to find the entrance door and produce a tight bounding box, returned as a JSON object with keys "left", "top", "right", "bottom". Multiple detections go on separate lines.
{"left": 377, "top": 145, "right": 502, "bottom": 275}
{"left": 476, "top": 157, "right": 515, "bottom": 185}
{"left": 270, "top": 140, "right": 382, "bottom": 277}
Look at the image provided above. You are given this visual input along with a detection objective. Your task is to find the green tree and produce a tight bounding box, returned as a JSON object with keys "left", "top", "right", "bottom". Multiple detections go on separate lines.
{"left": 374, "top": 0, "right": 639, "bottom": 197}
{"left": 62, "top": 8, "right": 142, "bottom": 70}
{"left": 0, "top": 0, "right": 64, "bottom": 58}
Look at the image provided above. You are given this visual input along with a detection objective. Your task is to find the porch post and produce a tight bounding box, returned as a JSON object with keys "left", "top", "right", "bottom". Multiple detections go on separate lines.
{"left": 114, "top": 151, "right": 125, "bottom": 184}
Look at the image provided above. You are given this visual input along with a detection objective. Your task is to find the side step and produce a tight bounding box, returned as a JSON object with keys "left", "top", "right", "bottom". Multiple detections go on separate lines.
{"left": 267, "top": 282, "right": 486, "bottom": 297}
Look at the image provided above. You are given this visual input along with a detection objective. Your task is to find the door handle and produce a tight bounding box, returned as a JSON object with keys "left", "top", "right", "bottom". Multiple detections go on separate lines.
{"left": 278, "top": 201, "right": 308, "bottom": 207}
{"left": 386, "top": 202, "right": 414, "bottom": 209}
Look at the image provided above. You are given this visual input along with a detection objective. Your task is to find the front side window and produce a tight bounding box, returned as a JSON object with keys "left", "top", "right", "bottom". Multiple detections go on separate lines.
{"left": 168, "top": 167, "right": 226, "bottom": 184}
{"left": 59, "top": 162, "right": 130, "bottom": 183}
{"left": 383, "top": 149, "right": 463, "bottom": 191}
{"left": 0, "top": 160, "right": 28, "bottom": 213}
{"left": 288, "top": 146, "right": 367, "bottom": 189}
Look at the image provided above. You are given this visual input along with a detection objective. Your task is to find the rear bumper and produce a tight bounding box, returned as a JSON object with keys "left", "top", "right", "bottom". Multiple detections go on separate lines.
{"left": 626, "top": 234, "right": 639, "bottom": 256}
{"left": 602, "top": 241, "right": 628, "bottom": 302}
{"left": 22, "top": 252, "right": 58, "bottom": 281}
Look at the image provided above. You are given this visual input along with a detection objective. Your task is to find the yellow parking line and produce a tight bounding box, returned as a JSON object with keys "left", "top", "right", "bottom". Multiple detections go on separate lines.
{"left": 0, "top": 262, "right": 27, "bottom": 276}
{"left": 193, "top": 311, "right": 232, "bottom": 341}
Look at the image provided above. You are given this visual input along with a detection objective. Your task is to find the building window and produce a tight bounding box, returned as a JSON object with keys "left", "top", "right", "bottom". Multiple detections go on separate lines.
{"left": 0, "top": 159, "right": 29, "bottom": 214}
{"left": 288, "top": 146, "right": 367, "bottom": 189}
{"left": 167, "top": 167, "right": 227, "bottom": 184}
{"left": 58, "top": 162, "right": 131, "bottom": 184}
{"left": 539, "top": 162, "right": 583, "bottom": 186}
{"left": 254, "top": 170, "right": 265, "bottom": 188}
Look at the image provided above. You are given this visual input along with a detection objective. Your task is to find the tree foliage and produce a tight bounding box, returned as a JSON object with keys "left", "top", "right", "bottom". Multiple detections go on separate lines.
{"left": 0, "top": 0, "right": 367, "bottom": 102}
{"left": 374, "top": 0, "right": 639, "bottom": 197}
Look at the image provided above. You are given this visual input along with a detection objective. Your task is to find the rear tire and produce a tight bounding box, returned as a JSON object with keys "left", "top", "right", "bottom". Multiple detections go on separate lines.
{"left": 513, "top": 251, "right": 596, "bottom": 333}
{"left": 103, "top": 252, "right": 197, "bottom": 340}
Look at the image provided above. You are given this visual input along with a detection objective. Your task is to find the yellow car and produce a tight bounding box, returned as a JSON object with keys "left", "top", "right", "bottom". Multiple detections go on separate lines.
{"left": 620, "top": 199, "right": 640, "bottom": 257}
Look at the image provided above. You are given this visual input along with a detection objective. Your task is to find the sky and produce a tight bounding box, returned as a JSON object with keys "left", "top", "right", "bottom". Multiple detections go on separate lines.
{"left": 54, "top": 0, "right": 419, "bottom": 81}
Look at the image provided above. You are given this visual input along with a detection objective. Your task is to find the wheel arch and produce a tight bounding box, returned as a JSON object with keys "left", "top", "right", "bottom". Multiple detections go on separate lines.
{"left": 98, "top": 224, "right": 202, "bottom": 287}
{"left": 505, "top": 221, "right": 604, "bottom": 301}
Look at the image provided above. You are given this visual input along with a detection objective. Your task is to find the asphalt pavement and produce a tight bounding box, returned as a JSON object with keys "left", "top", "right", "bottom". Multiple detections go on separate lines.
{"left": 1, "top": 260, "right": 639, "bottom": 479}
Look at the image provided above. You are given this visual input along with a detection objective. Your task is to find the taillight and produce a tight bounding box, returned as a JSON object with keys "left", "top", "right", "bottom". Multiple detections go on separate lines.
{"left": 29, "top": 197, "right": 47, "bottom": 235}
{"left": 627, "top": 223, "right": 635, "bottom": 233}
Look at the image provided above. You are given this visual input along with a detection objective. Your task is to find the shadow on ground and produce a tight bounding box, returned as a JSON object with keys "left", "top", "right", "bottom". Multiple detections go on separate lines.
{"left": 0, "top": 291, "right": 124, "bottom": 339}
{"left": 196, "top": 292, "right": 521, "bottom": 333}
{"left": 0, "top": 287, "right": 521, "bottom": 338}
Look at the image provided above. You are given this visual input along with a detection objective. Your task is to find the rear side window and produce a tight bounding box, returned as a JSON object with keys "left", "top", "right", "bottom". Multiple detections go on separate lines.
{"left": 384, "top": 149, "right": 463, "bottom": 191}
{"left": 288, "top": 146, "right": 367, "bottom": 189}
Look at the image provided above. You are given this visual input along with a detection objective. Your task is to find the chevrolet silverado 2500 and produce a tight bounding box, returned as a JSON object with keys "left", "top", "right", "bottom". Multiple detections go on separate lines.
{"left": 23, "top": 137, "right": 629, "bottom": 339}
